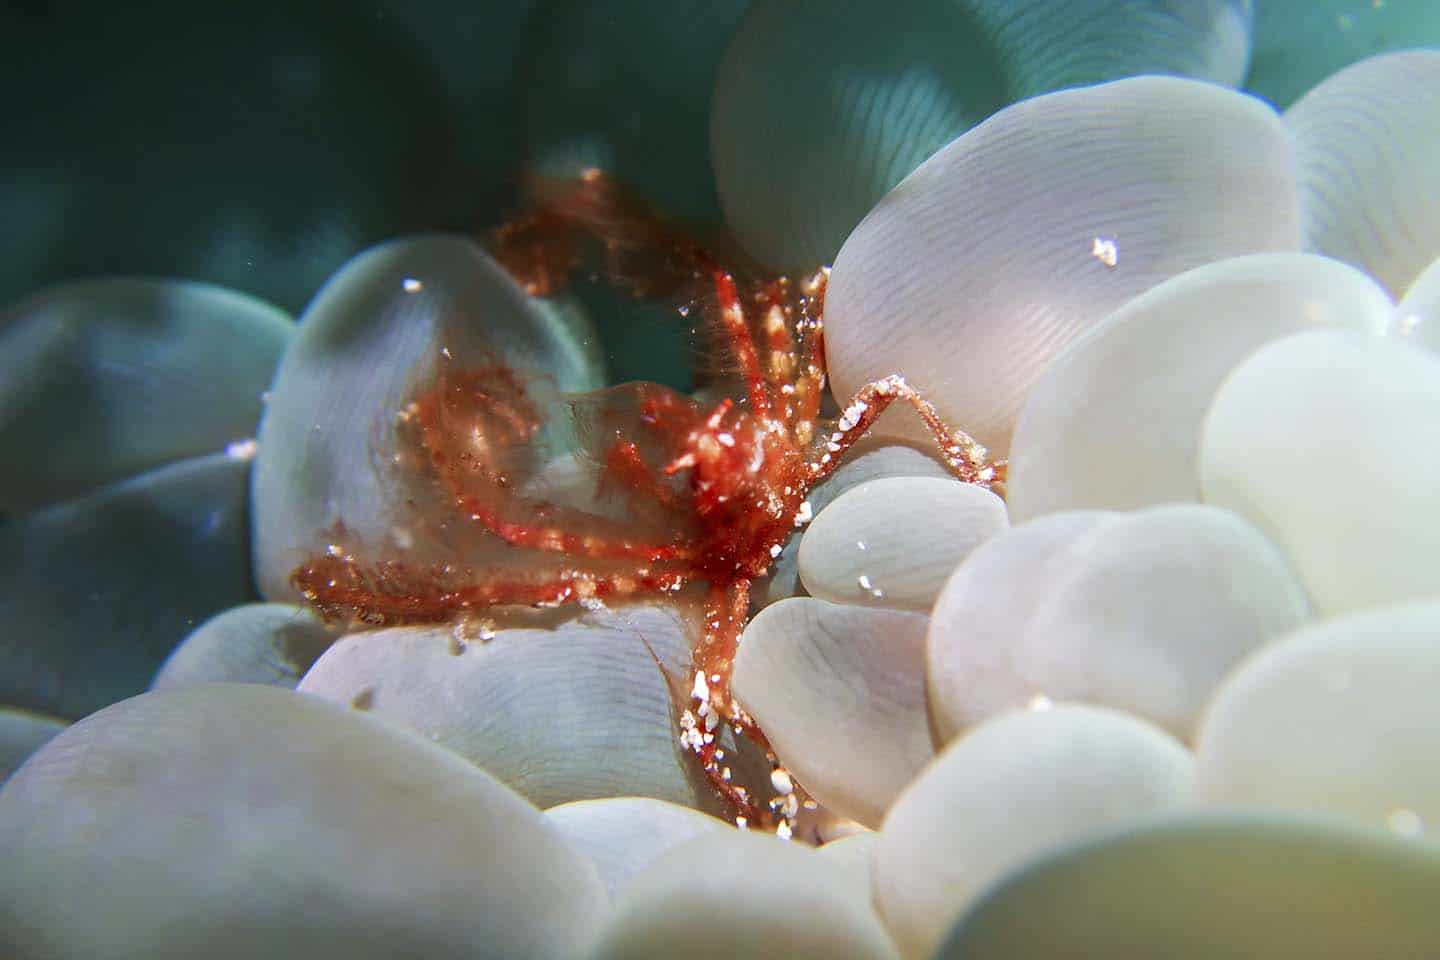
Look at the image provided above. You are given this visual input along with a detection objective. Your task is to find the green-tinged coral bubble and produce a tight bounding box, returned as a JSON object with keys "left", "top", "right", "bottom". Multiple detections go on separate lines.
{"left": 0, "top": 278, "right": 290, "bottom": 512}
{"left": 939, "top": 812, "right": 1440, "bottom": 958}
{"left": 518, "top": 0, "right": 748, "bottom": 229}
{"left": 0, "top": 6, "right": 469, "bottom": 315}
{"left": 1247, "top": 0, "right": 1440, "bottom": 109}
{"left": 713, "top": 0, "right": 1254, "bottom": 273}
{"left": 0, "top": 453, "right": 254, "bottom": 719}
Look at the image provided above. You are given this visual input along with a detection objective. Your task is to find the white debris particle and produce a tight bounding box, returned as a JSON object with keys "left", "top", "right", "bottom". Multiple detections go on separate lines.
{"left": 691, "top": 670, "right": 710, "bottom": 702}
{"left": 776, "top": 820, "right": 793, "bottom": 840}
{"left": 794, "top": 500, "right": 813, "bottom": 525}
{"left": 402, "top": 276, "right": 423, "bottom": 293}
{"left": 1028, "top": 693, "right": 1054, "bottom": 711}
{"left": 1388, "top": 808, "right": 1424, "bottom": 837}
{"left": 769, "top": 543, "right": 783, "bottom": 558}
{"left": 856, "top": 540, "right": 867, "bottom": 551}
{"left": 717, "top": 432, "right": 736, "bottom": 447}
{"left": 1091, "top": 236, "right": 1119, "bottom": 268}
{"left": 770, "top": 769, "right": 794, "bottom": 795}
{"left": 857, "top": 574, "right": 873, "bottom": 591}
{"left": 224, "top": 438, "right": 258, "bottom": 460}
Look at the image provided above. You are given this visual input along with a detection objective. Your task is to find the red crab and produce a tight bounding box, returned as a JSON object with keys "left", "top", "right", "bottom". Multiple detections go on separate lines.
{"left": 292, "top": 170, "right": 1003, "bottom": 831}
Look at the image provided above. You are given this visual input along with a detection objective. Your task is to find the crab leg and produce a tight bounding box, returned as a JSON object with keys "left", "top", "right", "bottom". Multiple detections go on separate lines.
{"left": 711, "top": 271, "right": 772, "bottom": 418}
{"left": 810, "top": 375, "right": 1002, "bottom": 488}
{"left": 676, "top": 578, "right": 772, "bottom": 825}
{"left": 292, "top": 551, "right": 690, "bottom": 626}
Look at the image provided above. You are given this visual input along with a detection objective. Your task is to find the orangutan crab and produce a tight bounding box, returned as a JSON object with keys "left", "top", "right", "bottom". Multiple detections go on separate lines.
{"left": 291, "top": 170, "right": 1002, "bottom": 832}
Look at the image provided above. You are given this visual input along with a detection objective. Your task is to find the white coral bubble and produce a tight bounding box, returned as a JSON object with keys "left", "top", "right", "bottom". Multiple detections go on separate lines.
{"left": 825, "top": 75, "right": 1299, "bottom": 457}
{"left": 151, "top": 603, "right": 333, "bottom": 691}
{"left": 587, "top": 829, "right": 899, "bottom": 959}
{"left": 928, "top": 505, "right": 1307, "bottom": 743}
{"left": 1200, "top": 327, "right": 1440, "bottom": 615}
{"left": 1196, "top": 600, "right": 1440, "bottom": 834}
{"left": 298, "top": 605, "right": 720, "bottom": 813}
{"left": 0, "top": 684, "right": 606, "bottom": 959}
{"left": 545, "top": 797, "right": 727, "bottom": 901}
{"left": 1007, "top": 252, "right": 1393, "bottom": 521}
{"left": 875, "top": 704, "right": 1194, "bottom": 959}
{"left": 734, "top": 598, "right": 933, "bottom": 827}
{"left": 798, "top": 476, "right": 1006, "bottom": 611}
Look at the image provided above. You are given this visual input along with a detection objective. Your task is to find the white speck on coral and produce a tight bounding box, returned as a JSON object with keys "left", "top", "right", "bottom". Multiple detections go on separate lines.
{"left": 1091, "top": 236, "right": 1119, "bottom": 268}
{"left": 225, "top": 438, "right": 258, "bottom": 460}
{"left": 1389, "top": 808, "right": 1424, "bottom": 837}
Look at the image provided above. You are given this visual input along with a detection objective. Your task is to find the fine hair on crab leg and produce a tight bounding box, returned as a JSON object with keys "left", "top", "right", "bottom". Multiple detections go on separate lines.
{"left": 813, "top": 375, "right": 1004, "bottom": 489}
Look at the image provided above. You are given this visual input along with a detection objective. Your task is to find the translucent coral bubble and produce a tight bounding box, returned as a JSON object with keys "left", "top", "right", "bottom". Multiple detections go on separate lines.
{"left": 250, "top": 235, "right": 605, "bottom": 602}
{"left": 825, "top": 76, "right": 1299, "bottom": 458}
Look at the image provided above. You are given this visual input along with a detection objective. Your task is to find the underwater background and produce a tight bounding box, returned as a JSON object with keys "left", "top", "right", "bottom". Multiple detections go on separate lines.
{"left": 4, "top": 2, "right": 1440, "bottom": 957}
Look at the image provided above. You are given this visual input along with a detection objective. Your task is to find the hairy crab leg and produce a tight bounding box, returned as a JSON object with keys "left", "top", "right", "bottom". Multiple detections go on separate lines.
{"left": 675, "top": 579, "right": 774, "bottom": 827}
{"left": 810, "top": 375, "right": 1002, "bottom": 489}
{"left": 711, "top": 270, "right": 773, "bottom": 418}
{"left": 292, "top": 551, "right": 690, "bottom": 626}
